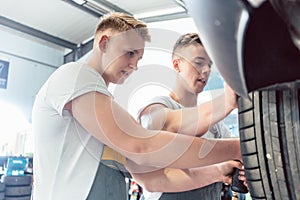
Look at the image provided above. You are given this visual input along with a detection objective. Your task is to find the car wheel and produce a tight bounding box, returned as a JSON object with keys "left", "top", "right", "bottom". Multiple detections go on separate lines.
{"left": 5, "top": 196, "right": 31, "bottom": 200}
{"left": 5, "top": 185, "right": 32, "bottom": 197}
{"left": 0, "top": 182, "right": 4, "bottom": 192}
{"left": 3, "top": 175, "right": 32, "bottom": 186}
{"left": 0, "top": 182, "right": 4, "bottom": 200}
{"left": 238, "top": 80, "right": 300, "bottom": 199}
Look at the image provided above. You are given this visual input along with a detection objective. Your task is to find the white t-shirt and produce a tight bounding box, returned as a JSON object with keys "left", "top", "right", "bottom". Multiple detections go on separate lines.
{"left": 32, "top": 62, "right": 112, "bottom": 200}
{"left": 138, "top": 95, "right": 232, "bottom": 200}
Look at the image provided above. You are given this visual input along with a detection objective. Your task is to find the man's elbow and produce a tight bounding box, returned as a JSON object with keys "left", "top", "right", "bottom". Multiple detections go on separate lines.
{"left": 137, "top": 178, "right": 164, "bottom": 192}
{"left": 143, "top": 183, "right": 163, "bottom": 192}
{"left": 141, "top": 117, "right": 165, "bottom": 131}
{"left": 126, "top": 142, "right": 153, "bottom": 166}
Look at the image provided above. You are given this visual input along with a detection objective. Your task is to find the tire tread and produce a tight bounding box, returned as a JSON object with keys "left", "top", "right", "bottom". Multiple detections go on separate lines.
{"left": 238, "top": 81, "right": 300, "bottom": 199}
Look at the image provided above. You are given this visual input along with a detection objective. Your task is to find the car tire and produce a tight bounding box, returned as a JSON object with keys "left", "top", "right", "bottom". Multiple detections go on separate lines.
{"left": 5, "top": 196, "right": 31, "bottom": 200}
{"left": 0, "top": 192, "right": 4, "bottom": 200}
{"left": 5, "top": 185, "right": 32, "bottom": 197}
{"left": 0, "top": 182, "right": 4, "bottom": 200}
{"left": 0, "top": 182, "right": 4, "bottom": 192}
{"left": 3, "top": 175, "right": 32, "bottom": 186}
{"left": 238, "top": 80, "right": 300, "bottom": 199}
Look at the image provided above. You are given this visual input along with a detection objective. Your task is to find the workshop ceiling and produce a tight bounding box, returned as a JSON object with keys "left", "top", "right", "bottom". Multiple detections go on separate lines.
{"left": 0, "top": 0, "right": 188, "bottom": 51}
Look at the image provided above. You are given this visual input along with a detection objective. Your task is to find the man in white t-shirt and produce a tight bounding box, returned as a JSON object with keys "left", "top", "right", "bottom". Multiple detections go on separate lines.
{"left": 32, "top": 13, "right": 244, "bottom": 199}
{"left": 132, "top": 33, "right": 245, "bottom": 200}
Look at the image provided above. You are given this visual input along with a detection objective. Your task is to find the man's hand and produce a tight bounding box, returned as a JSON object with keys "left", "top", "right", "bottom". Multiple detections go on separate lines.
{"left": 217, "top": 160, "right": 246, "bottom": 186}
{"left": 224, "top": 83, "right": 238, "bottom": 111}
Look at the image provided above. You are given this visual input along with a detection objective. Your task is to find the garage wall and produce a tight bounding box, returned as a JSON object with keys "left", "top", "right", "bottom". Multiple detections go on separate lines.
{"left": 0, "top": 28, "right": 65, "bottom": 123}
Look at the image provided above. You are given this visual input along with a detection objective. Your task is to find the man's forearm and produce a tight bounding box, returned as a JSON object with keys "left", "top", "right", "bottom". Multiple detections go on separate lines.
{"left": 167, "top": 93, "right": 236, "bottom": 137}
{"left": 131, "top": 165, "right": 222, "bottom": 193}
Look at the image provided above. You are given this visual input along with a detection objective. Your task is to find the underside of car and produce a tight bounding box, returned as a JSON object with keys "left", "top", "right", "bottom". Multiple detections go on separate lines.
{"left": 184, "top": 0, "right": 300, "bottom": 199}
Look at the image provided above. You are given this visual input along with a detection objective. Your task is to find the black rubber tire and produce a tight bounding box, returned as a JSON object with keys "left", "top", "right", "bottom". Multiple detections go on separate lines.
{"left": 3, "top": 175, "right": 32, "bottom": 186}
{"left": 238, "top": 80, "right": 300, "bottom": 200}
{"left": 0, "top": 192, "right": 4, "bottom": 200}
{"left": 0, "top": 182, "right": 4, "bottom": 192}
{"left": 5, "top": 196, "right": 31, "bottom": 200}
{"left": 5, "top": 185, "right": 32, "bottom": 197}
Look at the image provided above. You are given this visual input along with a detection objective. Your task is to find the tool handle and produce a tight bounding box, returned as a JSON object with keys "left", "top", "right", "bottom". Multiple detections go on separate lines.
{"left": 231, "top": 167, "right": 248, "bottom": 194}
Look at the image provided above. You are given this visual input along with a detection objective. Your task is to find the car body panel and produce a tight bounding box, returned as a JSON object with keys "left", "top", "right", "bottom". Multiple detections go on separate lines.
{"left": 185, "top": 0, "right": 300, "bottom": 98}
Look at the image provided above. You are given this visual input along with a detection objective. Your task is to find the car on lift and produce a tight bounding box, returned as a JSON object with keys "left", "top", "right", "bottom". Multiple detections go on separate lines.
{"left": 184, "top": 0, "right": 300, "bottom": 199}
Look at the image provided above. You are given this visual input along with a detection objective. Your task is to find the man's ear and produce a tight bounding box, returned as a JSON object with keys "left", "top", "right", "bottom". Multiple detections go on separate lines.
{"left": 98, "top": 35, "right": 109, "bottom": 52}
{"left": 173, "top": 59, "right": 180, "bottom": 72}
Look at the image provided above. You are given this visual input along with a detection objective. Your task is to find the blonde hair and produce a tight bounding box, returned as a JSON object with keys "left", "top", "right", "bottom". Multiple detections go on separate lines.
{"left": 95, "top": 12, "right": 151, "bottom": 42}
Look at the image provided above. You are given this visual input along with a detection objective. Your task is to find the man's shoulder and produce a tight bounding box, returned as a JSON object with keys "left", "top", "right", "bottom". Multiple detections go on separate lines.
{"left": 135, "top": 95, "right": 172, "bottom": 121}
{"left": 148, "top": 96, "right": 182, "bottom": 109}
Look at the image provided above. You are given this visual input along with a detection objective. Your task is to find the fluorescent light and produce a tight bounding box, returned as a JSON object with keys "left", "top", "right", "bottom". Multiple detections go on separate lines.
{"left": 247, "top": 0, "right": 267, "bottom": 7}
{"left": 72, "top": 0, "right": 86, "bottom": 5}
{"left": 134, "top": 7, "right": 185, "bottom": 19}
{"left": 85, "top": 0, "right": 112, "bottom": 14}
